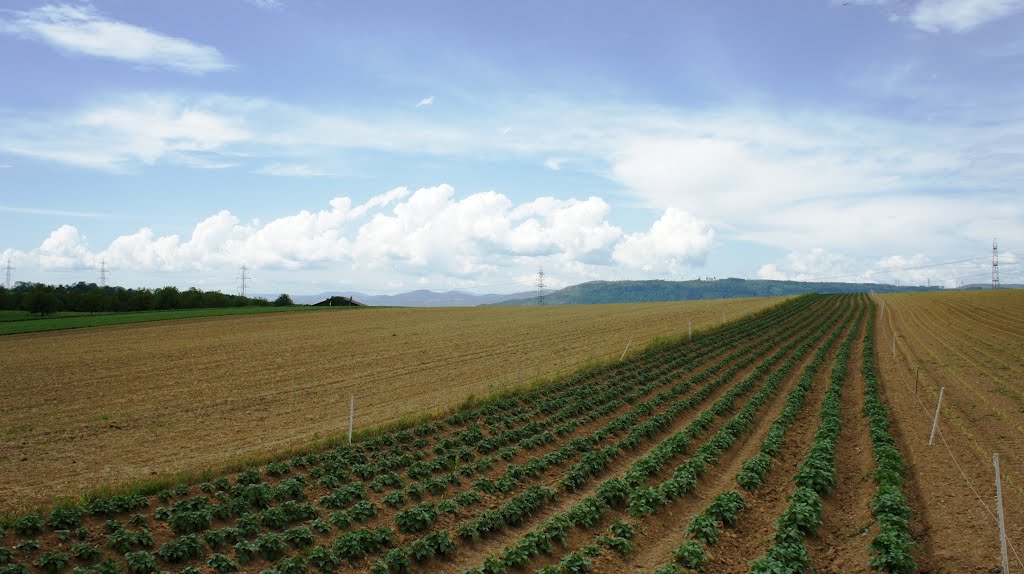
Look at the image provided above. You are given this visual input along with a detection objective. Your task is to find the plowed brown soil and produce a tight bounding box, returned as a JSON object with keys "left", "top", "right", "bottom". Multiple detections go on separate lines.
{"left": 876, "top": 289, "right": 1024, "bottom": 573}
{"left": 0, "top": 298, "right": 781, "bottom": 514}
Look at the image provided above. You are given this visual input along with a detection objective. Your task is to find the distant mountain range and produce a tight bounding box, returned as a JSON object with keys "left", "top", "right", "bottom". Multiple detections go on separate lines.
{"left": 489, "top": 278, "right": 944, "bottom": 306}
{"left": 264, "top": 278, "right": 1017, "bottom": 308}
{"left": 959, "top": 283, "right": 1024, "bottom": 290}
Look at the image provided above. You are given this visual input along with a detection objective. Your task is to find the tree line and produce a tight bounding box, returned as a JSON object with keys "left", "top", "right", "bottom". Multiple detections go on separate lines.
{"left": 0, "top": 282, "right": 294, "bottom": 315}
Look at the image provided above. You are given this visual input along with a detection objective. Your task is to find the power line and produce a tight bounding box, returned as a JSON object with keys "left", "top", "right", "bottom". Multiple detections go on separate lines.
{"left": 806, "top": 256, "right": 991, "bottom": 282}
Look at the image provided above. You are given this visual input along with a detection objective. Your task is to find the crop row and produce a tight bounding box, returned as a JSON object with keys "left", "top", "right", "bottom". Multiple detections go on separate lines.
{"left": 745, "top": 299, "right": 865, "bottom": 573}
{"left": 655, "top": 295, "right": 859, "bottom": 573}
{"left": 861, "top": 301, "right": 917, "bottom": 573}
{"left": 456, "top": 296, "right": 856, "bottom": 573}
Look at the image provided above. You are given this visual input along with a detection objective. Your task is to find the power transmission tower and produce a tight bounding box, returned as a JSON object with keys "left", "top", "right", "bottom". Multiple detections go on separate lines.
{"left": 239, "top": 264, "right": 251, "bottom": 297}
{"left": 536, "top": 266, "right": 545, "bottom": 306}
{"left": 98, "top": 259, "right": 108, "bottom": 288}
{"left": 3, "top": 259, "right": 12, "bottom": 289}
{"left": 992, "top": 238, "right": 1000, "bottom": 290}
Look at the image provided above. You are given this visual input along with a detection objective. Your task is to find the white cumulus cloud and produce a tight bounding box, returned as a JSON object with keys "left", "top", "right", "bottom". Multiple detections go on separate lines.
{"left": 910, "top": 0, "right": 1024, "bottom": 33}
{"left": 3, "top": 186, "right": 714, "bottom": 290}
{"left": 612, "top": 209, "right": 714, "bottom": 272}
{"left": 1, "top": 4, "right": 230, "bottom": 73}
{"left": 756, "top": 249, "right": 999, "bottom": 288}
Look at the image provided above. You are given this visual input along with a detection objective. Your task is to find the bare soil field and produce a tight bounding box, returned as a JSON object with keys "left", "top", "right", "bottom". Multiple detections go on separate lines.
{"left": 0, "top": 298, "right": 779, "bottom": 514}
{"left": 876, "top": 289, "right": 1024, "bottom": 573}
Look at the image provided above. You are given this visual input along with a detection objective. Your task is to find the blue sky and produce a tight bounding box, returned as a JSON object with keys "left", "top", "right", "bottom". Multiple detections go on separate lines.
{"left": 1, "top": 0, "right": 1021, "bottom": 295}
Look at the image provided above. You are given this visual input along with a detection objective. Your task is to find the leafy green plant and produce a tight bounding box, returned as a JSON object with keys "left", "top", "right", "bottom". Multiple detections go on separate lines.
{"left": 254, "top": 533, "right": 288, "bottom": 562}
{"left": 47, "top": 508, "right": 84, "bottom": 531}
{"left": 207, "top": 553, "right": 240, "bottom": 574}
{"left": 706, "top": 491, "right": 746, "bottom": 527}
{"left": 155, "top": 534, "right": 204, "bottom": 563}
{"left": 349, "top": 501, "right": 378, "bottom": 523}
{"left": 283, "top": 526, "right": 315, "bottom": 549}
{"left": 685, "top": 514, "right": 719, "bottom": 545}
{"left": 327, "top": 511, "right": 351, "bottom": 530}
{"left": 91, "top": 558, "right": 121, "bottom": 574}
{"left": 309, "top": 519, "right": 332, "bottom": 534}
{"left": 232, "top": 541, "right": 257, "bottom": 566}
{"left": 13, "top": 515, "right": 43, "bottom": 537}
{"left": 34, "top": 551, "right": 69, "bottom": 573}
{"left": 673, "top": 539, "right": 708, "bottom": 571}
{"left": 374, "top": 547, "right": 411, "bottom": 574}
{"left": 382, "top": 491, "right": 406, "bottom": 509}
{"left": 70, "top": 543, "right": 102, "bottom": 563}
{"left": 307, "top": 546, "right": 340, "bottom": 572}
{"left": 275, "top": 556, "right": 308, "bottom": 574}
{"left": 168, "top": 510, "right": 213, "bottom": 535}
{"left": 558, "top": 551, "right": 591, "bottom": 574}
{"left": 124, "top": 551, "right": 157, "bottom": 574}
{"left": 15, "top": 540, "right": 39, "bottom": 557}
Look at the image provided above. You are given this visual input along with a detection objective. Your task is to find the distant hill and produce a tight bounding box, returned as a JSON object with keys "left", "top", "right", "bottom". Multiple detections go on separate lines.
{"left": 290, "top": 289, "right": 550, "bottom": 307}
{"left": 958, "top": 283, "right": 1024, "bottom": 290}
{"left": 491, "top": 278, "right": 942, "bottom": 306}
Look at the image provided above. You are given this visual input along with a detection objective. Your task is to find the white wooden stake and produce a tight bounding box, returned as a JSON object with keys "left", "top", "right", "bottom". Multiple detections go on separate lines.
{"left": 348, "top": 395, "right": 354, "bottom": 445}
{"left": 892, "top": 330, "right": 896, "bottom": 359}
{"left": 688, "top": 320, "right": 692, "bottom": 340}
{"left": 620, "top": 338, "right": 633, "bottom": 361}
{"left": 928, "top": 387, "right": 944, "bottom": 446}
{"left": 995, "top": 453, "right": 1010, "bottom": 574}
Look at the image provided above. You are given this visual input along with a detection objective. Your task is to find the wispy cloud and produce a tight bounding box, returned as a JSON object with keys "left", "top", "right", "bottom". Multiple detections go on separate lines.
{"left": 909, "top": 0, "right": 1024, "bottom": 33}
{"left": 1, "top": 90, "right": 1021, "bottom": 261}
{"left": 0, "top": 94, "right": 251, "bottom": 171}
{"left": 257, "top": 163, "right": 333, "bottom": 177}
{"left": 0, "top": 205, "right": 107, "bottom": 218}
{"left": 415, "top": 96, "right": 434, "bottom": 107}
{"left": 242, "top": 0, "right": 282, "bottom": 9}
{"left": 1, "top": 4, "right": 230, "bottom": 73}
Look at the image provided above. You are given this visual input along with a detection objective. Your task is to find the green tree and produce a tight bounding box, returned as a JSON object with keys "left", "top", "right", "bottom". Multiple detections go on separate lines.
{"left": 273, "top": 293, "right": 293, "bottom": 307}
{"left": 0, "top": 286, "right": 12, "bottom": 310}
{"left": 154, "top": 286, "right": 181, "bottom": 310}
{"left": 25, "top": 285, "right": 59, "bottom": 316}
{"left": 81, "top": 289, "right": 105, "bottom": 313}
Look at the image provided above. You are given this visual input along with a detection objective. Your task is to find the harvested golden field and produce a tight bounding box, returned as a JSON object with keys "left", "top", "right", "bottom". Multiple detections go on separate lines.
{"left": 876, "top": 289, "right": 1024, "bottom": 573}
{"left": 0, "top": 298, "right": 781, "bottom": 513}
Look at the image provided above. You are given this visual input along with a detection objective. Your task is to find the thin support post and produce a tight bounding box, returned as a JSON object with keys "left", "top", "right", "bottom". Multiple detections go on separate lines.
{"left": 348, "top": 395, "right": 354, "bottom": 445}
{"left": 688, "top": 320, "right": 692, "bottom": 340}
{"left": 892, "top": 330, "right": 897, "bottom": 359}
{"left": 928, "top": 387, "right": 945, "bottom": 446}
{"left": 620, "top": 338, "right": 633, "bottom": 361}
{"left": 995, "top": 453, "right": 1010, "bottom": 574}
